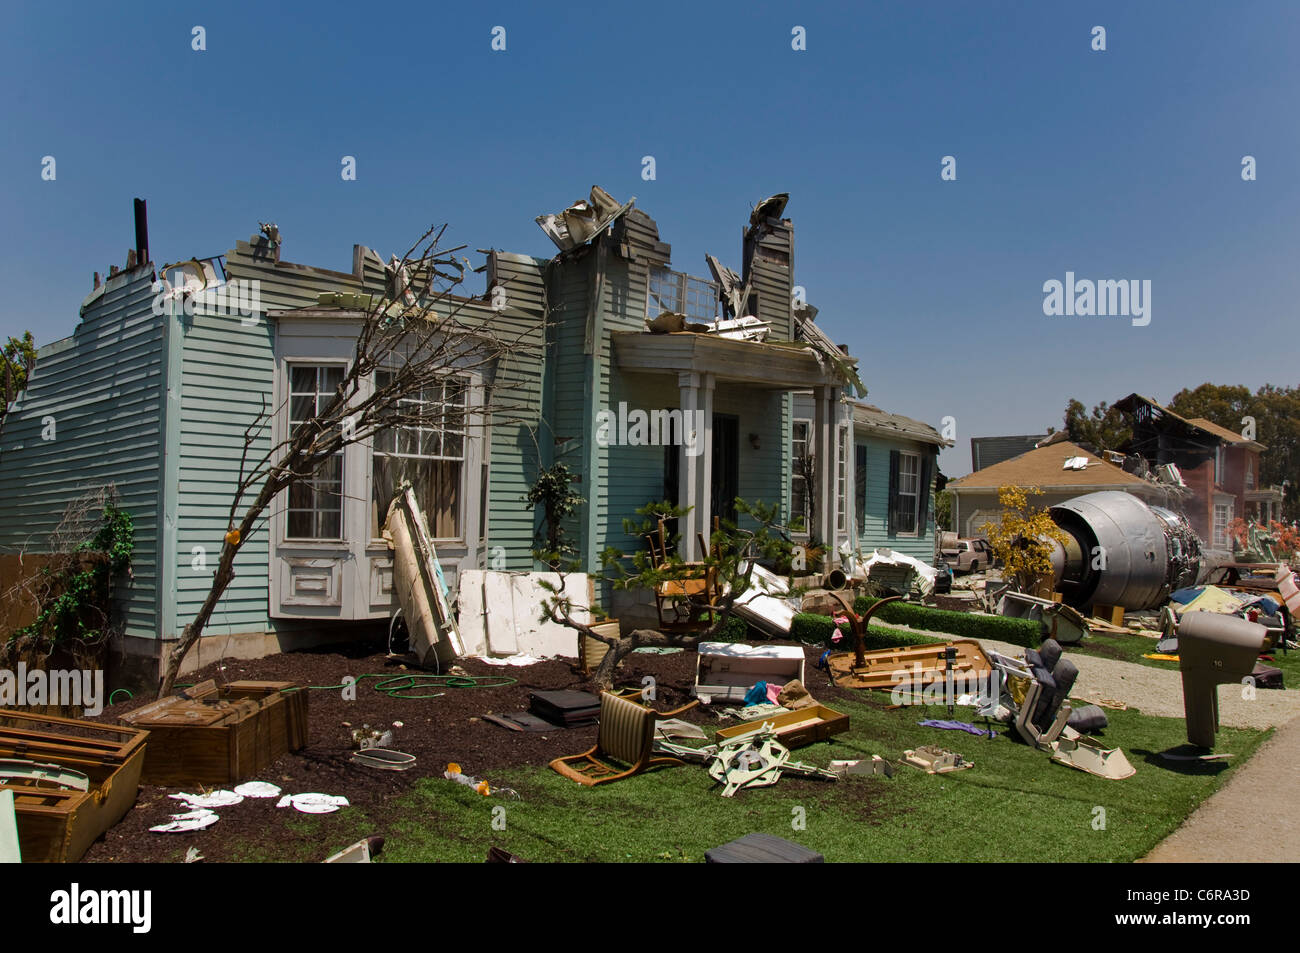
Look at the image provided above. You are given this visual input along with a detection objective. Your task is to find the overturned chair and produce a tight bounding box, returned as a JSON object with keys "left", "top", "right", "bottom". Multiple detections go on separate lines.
{"left": 550, "top": 691, "right": 700, "bottom": 787}
{"left": 984, "top": 639, "right": 1133, "bottom": 779}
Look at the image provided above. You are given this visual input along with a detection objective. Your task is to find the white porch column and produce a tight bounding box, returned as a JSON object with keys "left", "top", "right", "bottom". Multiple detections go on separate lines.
{"left": 677, "top": 372, "right": 715, "bottom": 560}
{"left": 813, "top": 385, "right": 838, "bottom": 549}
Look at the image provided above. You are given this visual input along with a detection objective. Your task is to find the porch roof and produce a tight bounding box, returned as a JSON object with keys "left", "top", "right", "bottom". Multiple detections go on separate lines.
{"left": 610, "top": 331, "right": 837, "bottom": 389}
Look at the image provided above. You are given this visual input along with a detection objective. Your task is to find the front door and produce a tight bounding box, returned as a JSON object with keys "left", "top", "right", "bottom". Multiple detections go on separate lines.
{"left": 711, "top": 413, "right": 739, "bottom": 526}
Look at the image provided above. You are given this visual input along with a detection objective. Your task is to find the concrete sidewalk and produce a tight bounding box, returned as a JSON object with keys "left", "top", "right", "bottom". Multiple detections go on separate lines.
{"left": 1140, "top": 714, "right": 1300, "bottom": 862}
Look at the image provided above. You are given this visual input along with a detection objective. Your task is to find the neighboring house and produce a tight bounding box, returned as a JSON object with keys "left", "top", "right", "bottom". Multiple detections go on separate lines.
{"left": 946, "top": 439, "right": 1185, "bottom": 539}
{"left": 1114, "top": 394, "right": 1271, "bottom": 548}
{"left": 1181, "top": 416, "right": 1283, "bottom": 528}
{"left": 0, "top": 190, "right": 933, "bottom": 680}
{"left": 788, "top": 398, "right": 948, "bottom": 565}
{"left": 970, "top": 434, "right": 1047, "bottom": 472}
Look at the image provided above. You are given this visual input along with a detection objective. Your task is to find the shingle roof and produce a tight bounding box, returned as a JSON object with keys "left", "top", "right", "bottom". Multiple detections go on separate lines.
{"left": 1185, "top": 417, "right": 1266, "bottom": 451}
{"left": 947, "top": 440, "right": 1146, "bottom": 490}
{"left": 852, "top": 402, "right": 949, "bottom": 447}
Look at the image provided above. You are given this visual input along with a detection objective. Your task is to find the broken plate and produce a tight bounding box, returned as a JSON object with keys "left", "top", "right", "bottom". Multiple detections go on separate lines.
{"left": 277, "top": 793, "right": 350, "bottom": 814}
{"left": 233, "top": 781, "right": 282, "bottom": 798}
{"left": 150, "top": 809, "right": 219, "bottom": 833}
{"left": 169, "top": 790, "right": 243, "bottom": 809}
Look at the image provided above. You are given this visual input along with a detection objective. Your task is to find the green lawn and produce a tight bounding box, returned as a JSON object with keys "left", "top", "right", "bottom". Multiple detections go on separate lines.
{"left": 323, "top": 694, "right": 1265, "bottom": 863}
{"left": 1069, "top": 628, "right": 1299, "bottom": 688}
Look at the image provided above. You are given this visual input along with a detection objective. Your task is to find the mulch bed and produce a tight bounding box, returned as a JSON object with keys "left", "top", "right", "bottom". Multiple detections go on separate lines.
{"left": 82, "top": 636, "right": 865, "bottom": 862}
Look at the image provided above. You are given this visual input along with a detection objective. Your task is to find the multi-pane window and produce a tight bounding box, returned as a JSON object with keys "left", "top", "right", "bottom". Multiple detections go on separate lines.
{"left": 791, "top": 420, "right": 811, "bottom": 533}
{"left": 896, "top": 451, "right": 920, "bottom": 535}
{"left": 287, "top": 364, "right": 345, "bottom": 539}
{"left": 647, "top": 267, "right": 719, "bottom": 323}
{"left": 854, "top": 444, "right": 867, "bottom": 533}
{"left": 1213, "top": 502, "right": 1231, "bottom": 549}
{"left": 371, "top": 371, "right": 467, "bottom": 540}
{"left": 835, "top": 426, "right": 849, "bottom": 534}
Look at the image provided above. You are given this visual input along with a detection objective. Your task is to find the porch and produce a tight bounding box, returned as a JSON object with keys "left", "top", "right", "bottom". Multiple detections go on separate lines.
{"left": 609, "top": 331, "right": 850, "bottom": 560}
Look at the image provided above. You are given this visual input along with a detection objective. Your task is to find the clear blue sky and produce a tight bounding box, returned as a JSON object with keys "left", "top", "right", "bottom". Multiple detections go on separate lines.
{"left": 3, "top": 1, "right": 1297, "bottom": 476}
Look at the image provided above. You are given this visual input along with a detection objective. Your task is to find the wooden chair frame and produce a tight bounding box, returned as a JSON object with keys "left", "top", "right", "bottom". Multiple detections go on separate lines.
{"left": 550, "top": 691, "right": 700, "bottom": 787}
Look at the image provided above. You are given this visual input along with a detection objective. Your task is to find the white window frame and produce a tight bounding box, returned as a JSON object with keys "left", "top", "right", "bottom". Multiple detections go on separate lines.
{"left": 1213, "top": 501, "right": 1232, "bottom": 549}
{"left": 835, "top": 425, "right": 849, "bottom": 535}
{"left": 283, "top": 360, "right": 349, "bottom": 543}
{"left": 370, "top": 369, "right": 471, "bottom": 544}
{"left": 896, "top": 450, "right": 921, "bottom": 537}
{"left": 791, "top": 417, "right": 812, "bottom": 536}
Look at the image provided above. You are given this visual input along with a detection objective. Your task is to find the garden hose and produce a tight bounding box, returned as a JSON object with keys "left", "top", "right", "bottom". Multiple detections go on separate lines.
{"left": 280, "top": 672, "right": 516, "bottom": 699}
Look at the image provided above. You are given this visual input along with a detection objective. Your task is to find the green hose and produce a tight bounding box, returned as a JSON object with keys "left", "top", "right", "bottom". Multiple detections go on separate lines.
{"left": 281, "top": 672, "right": 516, "bottom": 699}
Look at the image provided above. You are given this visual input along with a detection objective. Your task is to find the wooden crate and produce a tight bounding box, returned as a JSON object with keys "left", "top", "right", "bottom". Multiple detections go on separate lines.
{"left": 120, "top": 680, "right": 307, "bottom": 787}
{"left": 0, "top": 709, "right": 149, "bottom": 863}
{"left": 714, "top": 704, "right": 850, "bottom": 749}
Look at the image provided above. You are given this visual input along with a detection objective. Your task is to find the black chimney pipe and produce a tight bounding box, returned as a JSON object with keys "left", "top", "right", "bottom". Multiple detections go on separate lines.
{"left": 133, "top": 198, "right": 149, "bottom": 268}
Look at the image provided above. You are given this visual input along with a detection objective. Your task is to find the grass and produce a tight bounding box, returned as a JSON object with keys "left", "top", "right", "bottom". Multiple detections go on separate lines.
{"left": 1068, "top": 627, "right": 1299, "bottom": 687}
{"left": 351, "top": 693, "right": 1266, "bottom": 863}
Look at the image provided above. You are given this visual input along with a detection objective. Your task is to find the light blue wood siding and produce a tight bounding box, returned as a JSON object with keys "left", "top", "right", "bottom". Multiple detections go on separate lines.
{"left": 171, "top": 306, "right": 277, "bottom": 637}
{"left": 855, "top": 434, "right": 939, "bottom": 563}
{"left": 483, "top": 252, "right": 549, "bottom": 569}
{"left": 0, "top": 267, "right": 165, "bottom": 640}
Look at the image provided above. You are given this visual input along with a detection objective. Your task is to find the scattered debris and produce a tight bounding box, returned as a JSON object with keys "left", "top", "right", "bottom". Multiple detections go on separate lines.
{"left": 168, "top": 790, "right": 243, "bottom": 810}
{"left": 654, "top": 718, "right": 707, "bottom": 741}
{"left": 458, "top": 570, "right": 590, "bottom": 658}
{"left": 184, "top": 846, "right": 204, "bottom": 863}
{"left": 0, "top": 789, "right": 18, "bottom": 863}
{"left": 707, "top": 728, "right": 838, "bottom": 797}
{"left": 715, "top": 704, "right": 849, "bottom": 750}
{"left": 730, "top": 564, "right": 801, "bottom": 636}
{"left": 324, "top": 836, "right": 385, "bottom": 864}
{"left": 918, "top": 719, "right": 998, "bottom": 739}
{"left": 351, "top": 748, "right": 416, "bottom": 771}
{"left": 0, "top": 709, "right": 147, "bottom": 862}
{"left": 1050, "top": 735, "right": 1136, "bottom": 780}
{"left": 535, "top": 185, "right": 633, "bottom": 251}
{"left": 693, "top": 642, "right": 805, "bottom": 702}
{"left": 827, "top": 639, "right": 991, "bottom": 693}
{"left": 482, "top": 712, "right": 559, "bottom": 733}
{"left": 276, "top": 793, "right": 350, "bottom": 814}
{"left": 120, "top": 679, "right": 308, "bottom": 787}
{"left": 829, "top": 757, "right": 895, "bottom": 779}
{"left": 150, "top": 809, "right": 220, "bottom": 833}
{"left": 902, "top": 746, "right": 972, "bottom": 774}
{"left": 444, "top": 763, "right": 518, "bottom": 799}
{"left": 232, "top": 781, "right": 281, "bottom": 799}
{"left": 997, "top": 592, "right": 1090, "bottom": 644}
{"left": 551, "top": 692, "right": 700, "bottom": 787}
{"left": 530, "top": 690, "right": 601, "bottom": 727}
{"left": 383, "top": 486, "right": 465, "bottom": 666}
{"left": 705, "top": 832, "right": 824, "bottom": 864}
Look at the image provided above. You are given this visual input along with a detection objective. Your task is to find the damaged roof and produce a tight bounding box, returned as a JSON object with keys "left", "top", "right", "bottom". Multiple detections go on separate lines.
{"left": 1185, "top": 416, "right": 1266, "bottom": 451}
{"left": 852, "top": 402, "right": 950, "bottom": 447}
{"left": 947, "top": 440, "right": 1147, "bottom": 490}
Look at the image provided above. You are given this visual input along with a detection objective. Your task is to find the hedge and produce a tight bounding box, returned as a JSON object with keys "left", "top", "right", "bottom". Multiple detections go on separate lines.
{"left": 853, "top": 596, "right": 1040, "bottom": 648}
{"left": 791, "top": 612, "right": 979, "bottom": 651}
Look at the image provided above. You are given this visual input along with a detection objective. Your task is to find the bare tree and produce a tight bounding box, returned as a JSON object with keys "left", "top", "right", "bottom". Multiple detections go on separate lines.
{"left": 158, "top": 224, "right": 538, "bottom": 696}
